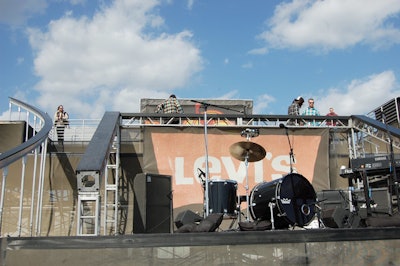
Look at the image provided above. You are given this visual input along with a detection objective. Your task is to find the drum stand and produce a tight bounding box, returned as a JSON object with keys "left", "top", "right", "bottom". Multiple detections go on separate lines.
{"left": 229, "top": 129, "right": 266, "bottom": 222}
{"left": 244, "top": 152, "right": 250, "bottom": 221}
{"left": 268, "top": 202, "right": 276, "bottom": 230}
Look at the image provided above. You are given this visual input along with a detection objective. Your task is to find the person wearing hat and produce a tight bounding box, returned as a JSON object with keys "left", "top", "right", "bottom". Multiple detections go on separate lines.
{"left": 287, "top": 96, "right": 304, "bottom": 125}
{"left": 288, "top": 96, "right": 304, "bottom": 115}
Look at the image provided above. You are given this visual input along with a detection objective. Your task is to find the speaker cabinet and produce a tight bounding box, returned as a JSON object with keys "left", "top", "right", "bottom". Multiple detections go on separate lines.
{"left": 133, "top": 173, "right": 172, "bottom": 233}
{"left": 354, "top": 187, "right": 392, "bottom": 218}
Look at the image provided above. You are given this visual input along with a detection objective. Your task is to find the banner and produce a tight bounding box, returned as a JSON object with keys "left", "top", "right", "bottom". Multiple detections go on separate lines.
{"left": 144, "top": 127, "right": 330, "bottom": 209}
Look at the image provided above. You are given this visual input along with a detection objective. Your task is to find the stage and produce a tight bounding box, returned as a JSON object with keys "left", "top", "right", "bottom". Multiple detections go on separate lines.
{"left": 2, "top": 223, "right": 400, "bottom": 265}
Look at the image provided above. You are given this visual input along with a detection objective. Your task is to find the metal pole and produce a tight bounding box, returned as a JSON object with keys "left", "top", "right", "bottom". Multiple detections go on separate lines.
{"left": 0, "top": 167, "right": 8, "bottom": 236}
{"left": 17, "top": 156, "right": 27, "bottom": 236}
{"left": 244, "top": 155, "right": 250, "bottom": 221}
{"left": 29, "top": 147, "right": 39, "bottom": 236}
{"left": 203, "top": 105, "right": 210, "bottom": 217}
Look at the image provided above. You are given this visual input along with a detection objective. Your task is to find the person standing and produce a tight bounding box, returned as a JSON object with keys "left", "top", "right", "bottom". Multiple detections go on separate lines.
{"left": 302, "top": 98, "right": 320, "bottom": 126}
{"left": 155, "top": 94, "right": 184, "bottom": 114}
{"left": 54, "top": 105, "right": 69, "bottom": 146}
{"left": 326, "top": 107, "right": 338, "bottom": 126}
{"left": 155, "top": 94, "right": 184, "bottom": 124}
{"left": 287, "top": 96, "right": 304, "bottom": 125}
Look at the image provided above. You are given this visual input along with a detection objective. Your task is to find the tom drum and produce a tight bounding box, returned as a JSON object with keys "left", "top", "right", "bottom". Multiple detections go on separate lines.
{"left": 208, "top": 179, "right": 238, "bottom": 217}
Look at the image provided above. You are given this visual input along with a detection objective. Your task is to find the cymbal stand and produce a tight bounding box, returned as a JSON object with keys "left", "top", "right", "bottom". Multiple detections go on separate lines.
{"left": 241, "top": 129, "right": 258, "bottom": 221}
{"left": 244, "top": 152, "right": 250, "bottom": 221}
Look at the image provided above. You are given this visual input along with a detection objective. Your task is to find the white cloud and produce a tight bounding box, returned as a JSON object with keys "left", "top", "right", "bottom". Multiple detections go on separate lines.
{"left": 187, "top": 0, "right": 195, "bottom": 10}
{"left": 316, "top": 70, "right": 399, "bottom": 115}
{"left": 248, "top": 47, "right": 268, "bottom": 55}
{"left": 217, "top": 90, "right": 240, "bottom": 100}
{"left": 241, "top": 62, "right": 253, "bottom": 69}
{"left": 254, "top": 94, "right": 276, "bottom": 114}
{"left": 27, "top": 0, "right": 203, "bottom": 118}
{"left": 259, "top": 0, "right": 400, "bottom": 51}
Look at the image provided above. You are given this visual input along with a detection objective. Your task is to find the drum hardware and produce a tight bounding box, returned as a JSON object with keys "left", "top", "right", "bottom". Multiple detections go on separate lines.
{"left": 314, "top": 203, "right": 325, "bottom": 228}
{"left": 241, "top": 128, "right": 259, "bottom": 139}
{"left": 230, "top": 141, "right": 266, "bottom": 221}
{"left": 268, "top": 202, "right": 276, "bottom": 230}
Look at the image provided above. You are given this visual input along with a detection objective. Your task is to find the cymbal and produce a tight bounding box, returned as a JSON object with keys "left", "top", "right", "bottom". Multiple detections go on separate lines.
{"left": 229, "top": 141, "right": 266, "bottom": 162}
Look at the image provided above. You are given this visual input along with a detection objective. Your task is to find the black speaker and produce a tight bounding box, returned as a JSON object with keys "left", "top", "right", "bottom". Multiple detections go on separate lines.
{"left": 133, "top": 173, "right": 172, "bottom": 233}
{"left": 317, "top": 190, "right": 349, "bottom": 211}
{"left": 174, "top": 210, "right": 203, "bottom": 229}
{"left": 354, "top": 187, "right": 392, "bottom": 218}
{"left": 321, "top": 207, "right": 349, "bottom": 228}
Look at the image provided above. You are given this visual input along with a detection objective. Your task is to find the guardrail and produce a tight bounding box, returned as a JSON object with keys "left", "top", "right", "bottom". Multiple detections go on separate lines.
{"left": 1, "top": 98, "right": 52, "bottom": 168}
{"left": 0, "top": 97, "right": 53, "bottom": 237}
{"left": 49, "top": 119, "right": 101, "bottom": 142}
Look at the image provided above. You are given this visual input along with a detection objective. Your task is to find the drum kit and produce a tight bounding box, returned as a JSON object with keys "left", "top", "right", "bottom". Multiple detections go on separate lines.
{"left": 202, "top": 127, "right": 317, "bottom": 230}
{"left": 192, "top": 100, "right": 316, "bottom": 230}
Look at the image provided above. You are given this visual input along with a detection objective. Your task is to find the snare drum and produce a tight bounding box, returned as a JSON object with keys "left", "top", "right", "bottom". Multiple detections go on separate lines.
{"left": 250, "top": 173, "right": 316, "bottom": 228}
{"left": 208, "top": 179, "right": 238, "bottom": 217}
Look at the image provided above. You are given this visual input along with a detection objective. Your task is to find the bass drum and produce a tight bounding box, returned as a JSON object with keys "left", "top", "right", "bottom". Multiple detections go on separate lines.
{"left": 250, "top": 173, "right": 316, "bottom": 229}
{"left": 208, "top": 179, "right": 237, "bottom": 217}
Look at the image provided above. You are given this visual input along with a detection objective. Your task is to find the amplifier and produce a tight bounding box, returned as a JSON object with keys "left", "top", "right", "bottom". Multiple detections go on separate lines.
{"left": 353, "top": 187, "right": 392, "bottom": 218}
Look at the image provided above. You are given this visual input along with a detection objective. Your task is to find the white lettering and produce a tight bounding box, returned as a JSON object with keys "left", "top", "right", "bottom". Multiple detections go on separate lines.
{"left": 175, "top": 157, "right": 193, "bottom": 185}
{"left": 177, "top": 153, "right": 296, "bottom": 185}
{"left": 254, "top": 161, "right": 264, "bottom": 183}
{"left": 194, "top": 156, "right": 222, "bottom": 180}
{"left": 271, "top": 155, "right": 293, "bottom": 180}
{"left": 221, "top": 156, "right": 246, "bottom": 183}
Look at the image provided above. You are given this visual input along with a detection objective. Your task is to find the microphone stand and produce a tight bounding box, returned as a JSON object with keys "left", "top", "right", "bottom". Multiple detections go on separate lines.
{"left": 191, "top": 100, "right": 212, "bottom": 217}
{"left": 282, "top": 125, "right": 295, "bottom": 173}
{"left": 191, "top": 100, "right": 245, "bottom": 218}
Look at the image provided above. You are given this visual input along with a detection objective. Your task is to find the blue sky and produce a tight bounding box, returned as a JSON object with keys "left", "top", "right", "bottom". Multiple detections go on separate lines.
{"left": 1, "top": 0, "right": 400, "bottom": 119}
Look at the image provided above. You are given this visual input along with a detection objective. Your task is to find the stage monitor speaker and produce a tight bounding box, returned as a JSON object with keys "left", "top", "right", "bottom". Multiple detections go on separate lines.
{"left": 321, "top": 207, "right": 349, "bottom": 228}
{"left": 133, "top": 173, "right": 172, "bottom": 233}
{"left": 174, "top": 210, "right": 203, "bottom": 229}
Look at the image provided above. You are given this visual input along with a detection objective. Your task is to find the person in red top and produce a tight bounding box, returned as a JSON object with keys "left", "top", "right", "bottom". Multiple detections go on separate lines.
{"left": 326, "top": 107, "right": 338, "bottom": 126}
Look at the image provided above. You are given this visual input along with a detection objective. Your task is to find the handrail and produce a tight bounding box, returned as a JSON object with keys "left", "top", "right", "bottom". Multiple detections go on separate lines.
{"left": 120, "top": 112, "right": 351, "bottom": 127}
{"left": 0, "top": 97, "right": 53, "bottom": 169}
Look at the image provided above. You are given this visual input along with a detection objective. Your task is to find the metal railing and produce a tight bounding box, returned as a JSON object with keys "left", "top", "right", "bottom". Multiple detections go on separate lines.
{"left": 0, "top": 97, "right": 52, "bottom": 236}
{"left": 49, "top": 119, "right": 101, "bottom": 143}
